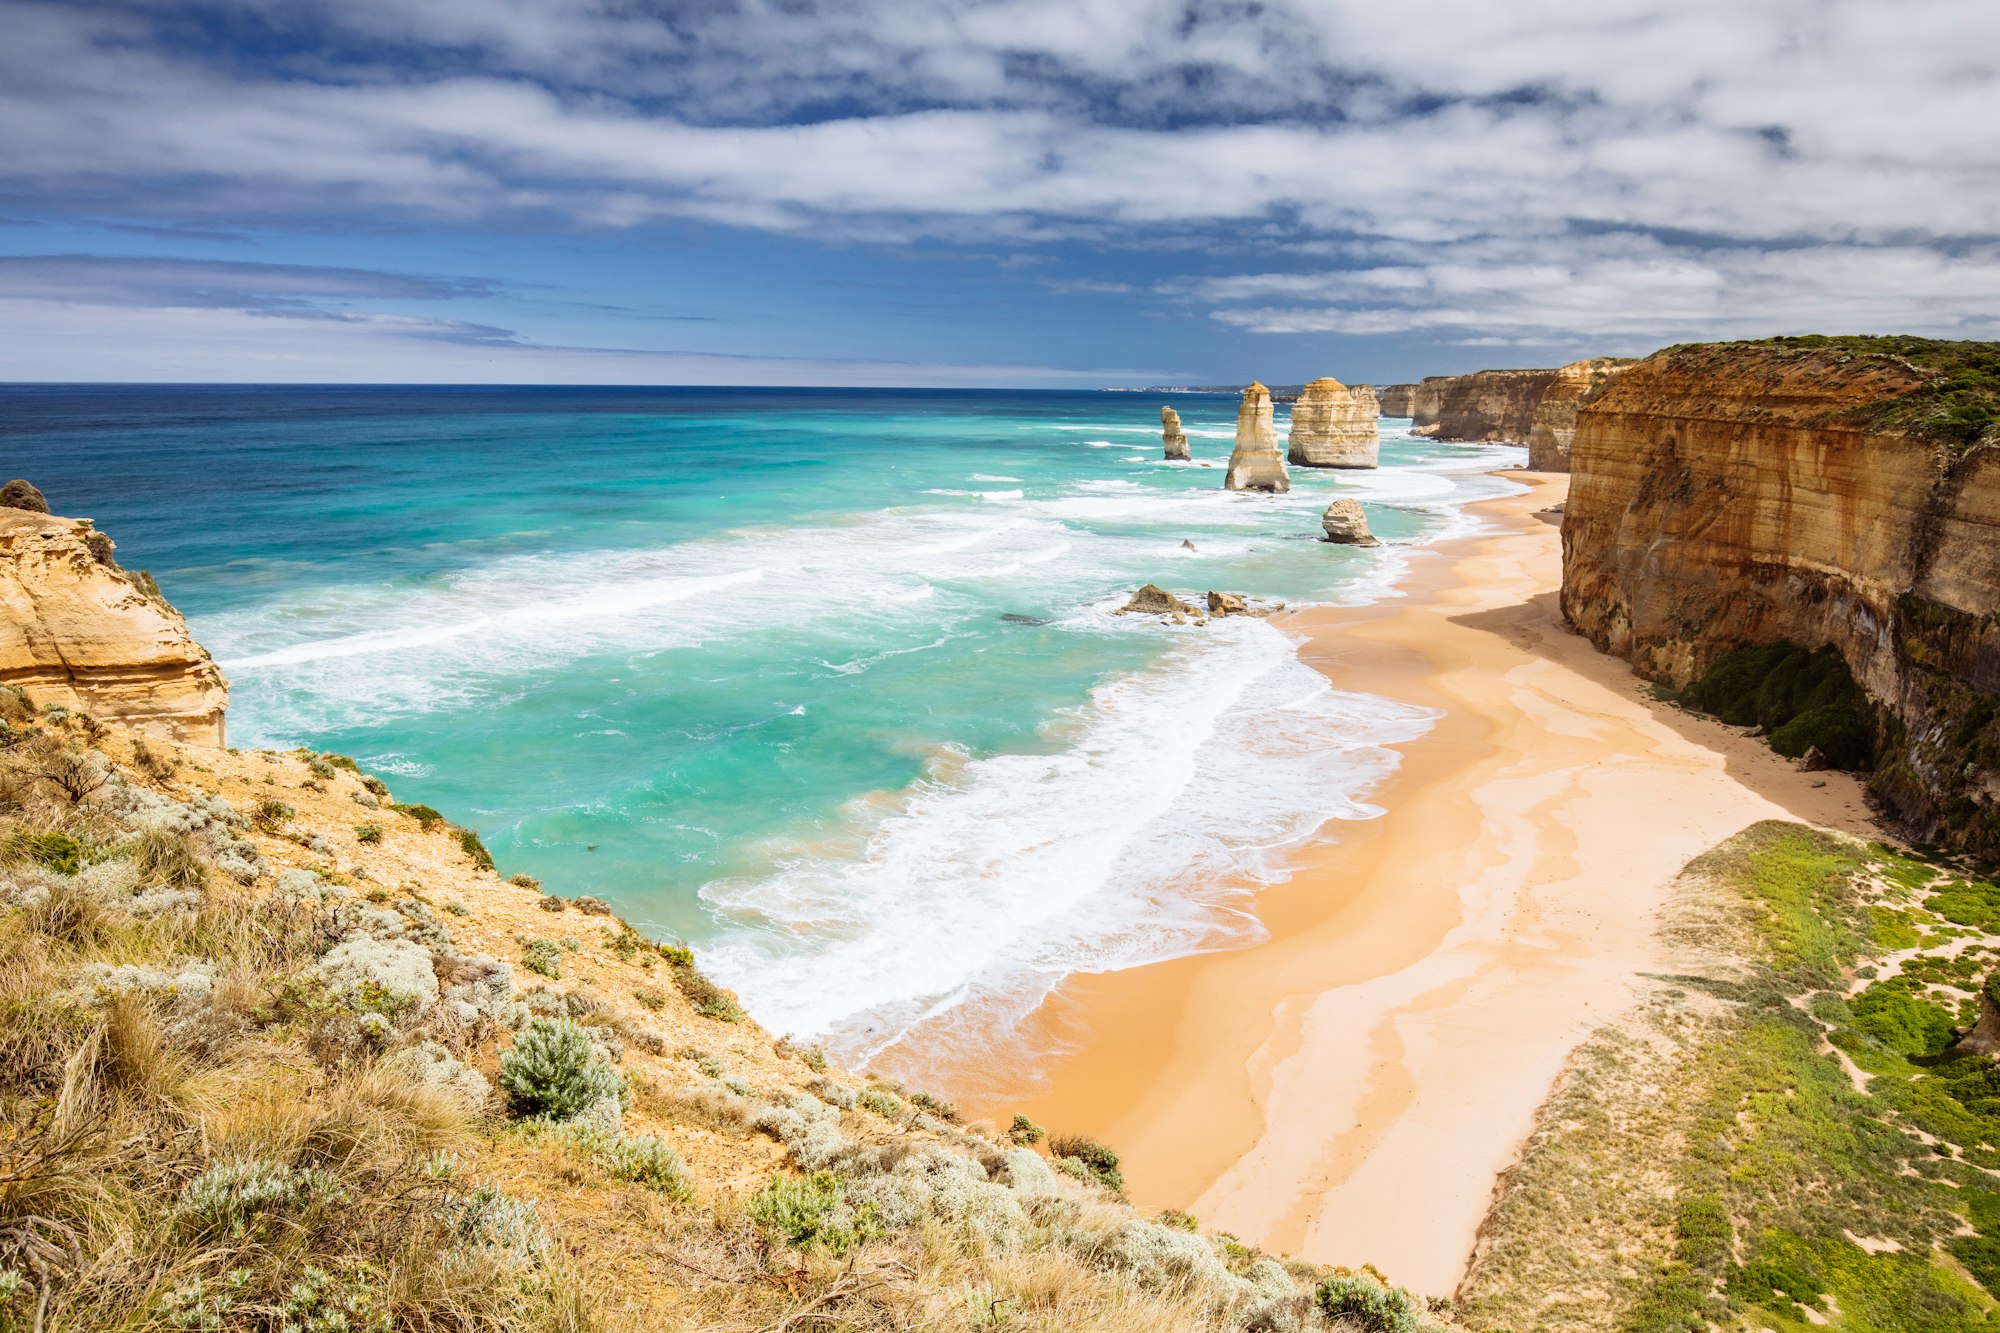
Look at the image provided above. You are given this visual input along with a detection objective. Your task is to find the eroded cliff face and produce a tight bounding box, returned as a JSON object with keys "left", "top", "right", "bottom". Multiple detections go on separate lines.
{"left": 1286, "top": 376, "right": 1379, "bottom": 468}
{"left": 1561, "top": 341, "right": 2000, "bottom": 856}
{"left": 1526, "top": 358, "right": 1633, "bottom": 471}
{"left": 1422, "top": 369, "right": 1559, "bottom": 442}
{"left": 1378, "top": 384, "right": 1418, "bottom": 418}
{"left": 0, "top": 508, "right": 227, "bottom": 744}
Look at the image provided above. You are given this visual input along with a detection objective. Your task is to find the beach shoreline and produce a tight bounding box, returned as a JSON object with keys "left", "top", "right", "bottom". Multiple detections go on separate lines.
{"left": 956, "top": 469, "right": 1882, "bottom": 1293}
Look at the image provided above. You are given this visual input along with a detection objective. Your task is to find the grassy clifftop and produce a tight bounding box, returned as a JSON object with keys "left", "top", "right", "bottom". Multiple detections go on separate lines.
{"left": 1461, "top": 822, "right": 2000, "bottom": 1332}
{"left": 0, "top": 691, "right": 1455, "bottom": 1333}
{"left": 1655, "top": 335, "right": 2000, "bottom": 448}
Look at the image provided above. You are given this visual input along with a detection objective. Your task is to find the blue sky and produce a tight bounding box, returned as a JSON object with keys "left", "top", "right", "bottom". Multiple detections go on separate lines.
{"left": 2, "top": 0, "right": 1996, "bottom": 386}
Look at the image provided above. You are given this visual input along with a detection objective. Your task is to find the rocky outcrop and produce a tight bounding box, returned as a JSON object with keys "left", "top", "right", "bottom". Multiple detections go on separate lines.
{"left": 1417, "top": 369, "right": 1560, "bottom": 443}
{"left": 1561, "top": 339, "right": 2000, "bottom": 858}
{"left": 1117, "top": 583, "right": 1199, "bottom": 618}
{"left": 0, "top": 506, "right": 227, "bottom": 745}
{"left": 1287, "top": 377, "right": 1380, "bottom": 469}
{"left": 1224, "top": 382, "right": 1290, "bottom": 492}
{"left": 1161, "top": 406, "right": 1191, "bottom": 461}
{"left": 1321, "top": 498, "right": 1378, "bottom": 546}
{"left": 1378, "top": 384, "right": 1419, "bottom": 418}
{"left": 1526, "top": 359, "right": 1633, "bottom": 471}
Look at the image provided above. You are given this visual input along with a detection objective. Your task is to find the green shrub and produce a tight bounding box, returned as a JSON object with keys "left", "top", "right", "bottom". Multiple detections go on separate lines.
{"left": 909, "top": 1090, "right": 959, "bottom": 1122}
{"left": 1009, "top": 1113, "right": 1045, "bottom": 1144}
{"left": 171, "top": 1160, "right": 348, "bottom": 1240}
{"left": 860, "top": 1089, "right": 902, "bottom": 1118}
{"left": 8, "top": 829, "right": 83, "bottom": 875}
{"left": 1850, "top": 983, "right": 1958, "bottom": 1056}
{"left": 1314, "top": 1272, "right": 1428, "bottom": 1333}
{"left": 746, "top": 1171, "right": 881, "bottom": 1254}
{"left": 1674, "top": 644, "right": 1873, "bottom": 770}
{"left": 660, "top": 942, "right": 742, "bottom": 1022}
{"left": 596, "top": 1134, "right": 694, "bottom": 1200}
{"left": 354, "top": 823, "right": 383, "bottom": 844}
{"left": 390, "top": 802, "right": 445, "bottom": 829}
{"left": 252, "top": 797, "right": 296, "bottom": 831}
{"left": 499, "top": 1017, "right": 623, "bottom": 1121}
{"left": 455, "top": 827, "right": 494, "bottom": 870}
{"left": 1049, "top": 1134, "right": 1123, "bottom": 1193}
{"left": 509, "top": 873, "right": 541, "bottom": 891}
{"left": 521, "top": 939, "right": 562, "bottom": 979}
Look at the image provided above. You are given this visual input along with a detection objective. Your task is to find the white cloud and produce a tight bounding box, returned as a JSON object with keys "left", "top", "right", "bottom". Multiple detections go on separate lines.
{"left": 2, "top": 0, "right": 1997, "bottom": 356}
{"left": 0, "top": 296, "right": 1160, "bottom": 386}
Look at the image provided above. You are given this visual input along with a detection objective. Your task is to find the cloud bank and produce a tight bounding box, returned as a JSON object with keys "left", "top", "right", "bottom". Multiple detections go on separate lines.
{"left": 2, "top": 0, "right": 1996, "bottom": 373}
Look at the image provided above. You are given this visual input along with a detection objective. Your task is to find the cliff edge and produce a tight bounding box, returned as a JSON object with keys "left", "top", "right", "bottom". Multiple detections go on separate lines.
{"left": 1562, "top": 337, "right": 2000, "bottom": 856}
{"left": 0, "top": 502, "right": 227, "bottom": 745}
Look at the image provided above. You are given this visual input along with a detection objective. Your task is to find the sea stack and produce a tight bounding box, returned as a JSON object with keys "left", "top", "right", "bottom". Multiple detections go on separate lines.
{"left": 1161, "top": 405, "right": 1191, "bottom": 460}
{"left": 1224, "top": 382, "right": 1290, "bottom": 492}
{"left": 1321, "top": 498, "right": 1378, "bottom": 545}
{"left": 1286, "top": 377, "right": 1380, "bottom": 469}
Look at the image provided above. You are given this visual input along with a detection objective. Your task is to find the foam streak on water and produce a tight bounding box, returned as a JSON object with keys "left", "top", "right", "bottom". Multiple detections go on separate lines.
{"left": 697, "top": 615, "right": 1436, "bottom": 1058}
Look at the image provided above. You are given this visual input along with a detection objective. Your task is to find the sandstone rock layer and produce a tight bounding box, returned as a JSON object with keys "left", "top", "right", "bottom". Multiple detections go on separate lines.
{"left": 1419, "top": 369, "right": 1559, "bottom": 442}
{"left": 1378, "top": 384, "right": 1418, "bottom": 418}
{"left": 1526, "top": 358, "right": 1632, "bottom": 471}
{"left": 1321, "top": 498, "right": 1378, "bottom": 545}
{"left": 0, "top": 508, "right": 227, "bottom": 744}
{"left": 1225, "top": 382, "right": 1290, "bottom": 492}
{"left": 1161, "top": 406, "right": 1191, "bottom": 461}
{"left": 1561, "top": 341, "right": 2000, "bottom": 857}
{"left": 1287, "top": 377, "right": 1380, "bottom": 469}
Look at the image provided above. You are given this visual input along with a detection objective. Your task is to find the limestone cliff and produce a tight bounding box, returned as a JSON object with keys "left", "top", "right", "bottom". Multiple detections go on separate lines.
{"left": 1379, "top": 384, "right": 1419, "bottom": 418}
{"left": 1561, "top": 337, "right": 2000, "bottom": 857}
{"left": 1161, "top": 405, "right": 1191, "bottom": 460}
{"left": 1286, "top": 376, "right": 1379, "bottom": 468}
{"left": 1224, "top": 381, "right": 1290, "bottom": 492}
{"left": 1526, "top": 358, "right": 1633, "bottom": 471}
{"left": 1419, "top": 369, "right": 1559, "bottom": 442}
{"left": 0, "top": 506, "right": 227, "bottom": 744}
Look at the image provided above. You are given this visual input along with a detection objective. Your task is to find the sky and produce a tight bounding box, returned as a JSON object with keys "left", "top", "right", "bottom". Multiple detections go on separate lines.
{"left": 2, "top": 0, "right": 1997, "bottom": 387}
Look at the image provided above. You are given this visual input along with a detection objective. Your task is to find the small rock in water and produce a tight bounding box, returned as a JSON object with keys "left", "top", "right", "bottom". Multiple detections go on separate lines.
{"left": 1181, "top": 539, "right": 1197, "bottom": 551}
{"left": 1321, "top": 498, "right": 1379, "bottom": 546}
{"left": 1206, "top": 591, "right": 1248, "bottom": 616}
{"left": 1000, "top": 612, "right": 1052, "bottom": 625}
{"left": 1116, "top": 583, "right": 1198, "bottom": 617}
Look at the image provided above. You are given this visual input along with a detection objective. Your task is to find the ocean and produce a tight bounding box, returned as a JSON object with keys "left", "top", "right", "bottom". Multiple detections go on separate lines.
{"left": 2, "top": 384, "right": 1523, "bottom": 1073}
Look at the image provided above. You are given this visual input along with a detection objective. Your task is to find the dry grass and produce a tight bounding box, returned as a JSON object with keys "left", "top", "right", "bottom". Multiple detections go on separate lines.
{"left": 0, "top": 707, "right": 1451, "bottom": 1332}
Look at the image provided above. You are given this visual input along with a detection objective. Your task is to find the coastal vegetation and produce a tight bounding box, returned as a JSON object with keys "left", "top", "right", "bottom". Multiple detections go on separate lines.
{"left": 0, "top": 699, "right": 1453, "bottom": 1331}
{"left": 1460, "top": 822, "right": 2000, "bottom": 1331}
{"left": 1666, "top": 643, "right": 1875, "bottom": 771}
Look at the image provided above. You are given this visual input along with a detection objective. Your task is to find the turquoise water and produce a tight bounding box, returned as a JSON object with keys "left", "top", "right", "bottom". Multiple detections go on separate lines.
{"left": 2, "top": 386, "right": 1523, "bottom": 1068}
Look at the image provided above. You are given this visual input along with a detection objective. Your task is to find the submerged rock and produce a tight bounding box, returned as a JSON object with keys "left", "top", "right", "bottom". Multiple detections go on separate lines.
{"left": 1224, "top": 383, "right": 1290, "bottom": 493}
{"left": 1161, "top": 406, "right": 1191, "bottom": 461}
{"left": 1287, "top": 378, "right": 1379, "bottom": 469}
{"left": 1116, "top": 584, "right": 1199, "bottom": 617}
{"left": 1321, "top": 498, "right": 1378, "bottom": 546}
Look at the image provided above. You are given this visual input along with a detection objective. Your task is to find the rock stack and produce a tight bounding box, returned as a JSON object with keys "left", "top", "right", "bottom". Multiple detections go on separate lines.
{"left": 1321, "top": 498, "right": 1378, "bottom": 546}
{"left": 1224, "top": 382, "right": 1290, "bottom": 493}
{"left": 1161, "top": 406, "right": 1191, "bottom": 460}
{"left": 1286, "top": 377, "right": 1380, "bottom": 469}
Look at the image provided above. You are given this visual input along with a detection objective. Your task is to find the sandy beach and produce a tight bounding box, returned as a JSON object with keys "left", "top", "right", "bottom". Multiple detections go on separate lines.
{"left": 969, "top": 470, "right": 1883, "bottom": 1293}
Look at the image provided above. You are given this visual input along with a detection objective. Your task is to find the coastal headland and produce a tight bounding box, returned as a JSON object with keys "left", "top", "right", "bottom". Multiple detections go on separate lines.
{"left": 973, "top": 469, "right": 1881, "bottom": 1292}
